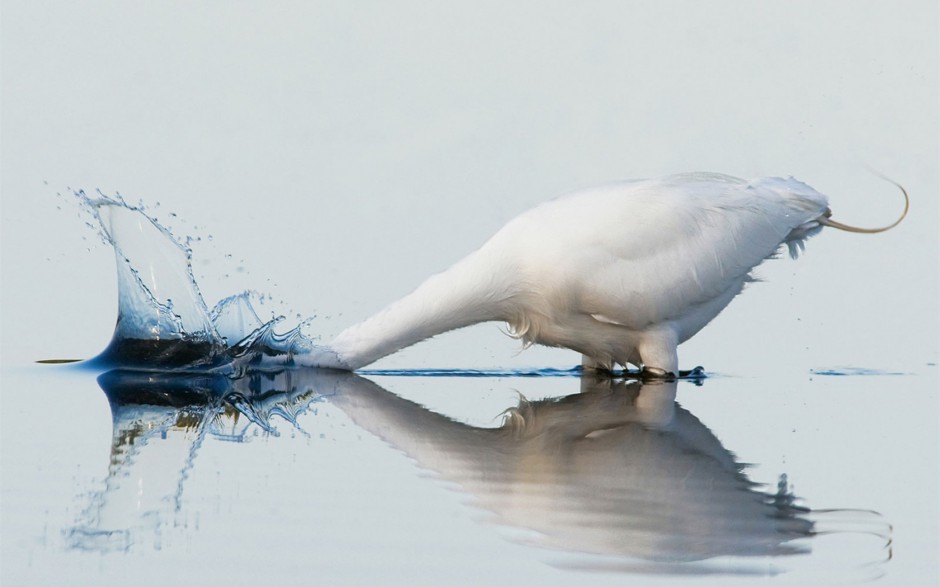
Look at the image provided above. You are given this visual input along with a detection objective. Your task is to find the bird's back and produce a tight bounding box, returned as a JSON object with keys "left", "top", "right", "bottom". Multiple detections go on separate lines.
{"left": 487, "top": 173, "right": 829, "bottom": 342}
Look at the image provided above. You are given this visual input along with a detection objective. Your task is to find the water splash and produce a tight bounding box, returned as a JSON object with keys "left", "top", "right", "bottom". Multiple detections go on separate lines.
{"left": 74, "top": 191, "right": 314, "bottom": 370}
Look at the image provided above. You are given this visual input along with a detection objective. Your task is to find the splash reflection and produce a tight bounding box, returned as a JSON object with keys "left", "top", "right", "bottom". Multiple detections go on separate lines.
{"left": 65, "top": 369, "right": 323, "bottom": 551}
{"left": 69, "top": 369, "right": 890, "bottom": 576}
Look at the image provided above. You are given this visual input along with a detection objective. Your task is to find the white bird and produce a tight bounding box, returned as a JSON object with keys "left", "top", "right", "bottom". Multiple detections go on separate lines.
{"left": 299, "top": 172, "right": 907, "bottom": 375}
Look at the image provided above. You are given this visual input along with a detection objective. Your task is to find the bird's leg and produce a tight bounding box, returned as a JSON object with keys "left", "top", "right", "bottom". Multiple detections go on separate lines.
{"left": 637, "top": 330, "right": 679, "bottom": 380}
{"left": 641, "top": 366, "right": 704, "bottom": 382}
{"left": 640, "top": 366, "right": 676, "bottom": 381}
{"left": 633, "top": 379, "right": 678, "bottom": 427}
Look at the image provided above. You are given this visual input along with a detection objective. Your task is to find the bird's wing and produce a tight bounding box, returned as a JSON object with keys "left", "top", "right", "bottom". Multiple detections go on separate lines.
{"left": 521, "top": 174, "right": 828, "bottom": 330}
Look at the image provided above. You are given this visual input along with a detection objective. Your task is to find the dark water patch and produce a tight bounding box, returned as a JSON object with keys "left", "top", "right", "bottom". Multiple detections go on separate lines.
{"left": 811, "top": 367, "right": 909, "bottom": 377}
{"left": 97, "top": 369, "right": 231, "bottom": 407}
{"left": 362, "top": 365, "right": 707, "bottom": 381}
{"left": 361, "top": 367, "right": 586, "bottom": 378}
{"left": 92, "top": 337, "right": 224, "bottom": 369}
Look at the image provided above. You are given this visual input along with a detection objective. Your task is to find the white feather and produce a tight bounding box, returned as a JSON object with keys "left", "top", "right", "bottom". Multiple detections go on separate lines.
{"left": 299, "top": 172, "right": 829, "bottom": 373}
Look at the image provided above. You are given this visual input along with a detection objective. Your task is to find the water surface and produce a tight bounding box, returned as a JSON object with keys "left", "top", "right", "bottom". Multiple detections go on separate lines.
{"left": 1, "top": 184, "right": 935, "bottom": 587}
{"left": 6, "top": 363, "right": 936, "bottom": 586}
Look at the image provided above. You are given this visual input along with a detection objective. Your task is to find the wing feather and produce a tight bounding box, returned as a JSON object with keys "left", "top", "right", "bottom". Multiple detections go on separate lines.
{"left": 508, "top": 173, "right": 828, "bottom": 330}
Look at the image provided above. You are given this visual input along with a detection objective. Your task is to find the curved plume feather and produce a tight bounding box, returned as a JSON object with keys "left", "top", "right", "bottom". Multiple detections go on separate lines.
{"left": 819, "top": 179, "right": 909, "bottom": 234}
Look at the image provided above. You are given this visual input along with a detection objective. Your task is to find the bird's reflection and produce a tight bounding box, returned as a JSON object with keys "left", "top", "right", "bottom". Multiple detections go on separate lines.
{"left": 320, "top": 372, "right": 816, "bottom": 573}
{"left": 69, "top": 368, "right": 889, "bottom": 575}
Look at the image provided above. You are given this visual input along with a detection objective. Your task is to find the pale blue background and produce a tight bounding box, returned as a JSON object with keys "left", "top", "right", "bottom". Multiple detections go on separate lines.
{"left": 2, "top": 2, "right": 937, "bottom": 585}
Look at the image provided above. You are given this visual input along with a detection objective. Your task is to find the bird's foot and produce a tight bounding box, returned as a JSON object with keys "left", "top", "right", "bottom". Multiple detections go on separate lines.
{"left": 640, "top": 366, "right": 677, "bottom": 382}
{"left": 678, "top": 366, "right": 706, "bottom": 379}
{"left": 639, "top": 365, "right": 706, "bottom": 382}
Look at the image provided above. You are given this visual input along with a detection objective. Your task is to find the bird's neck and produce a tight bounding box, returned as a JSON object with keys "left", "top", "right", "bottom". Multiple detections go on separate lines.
{"left": 326, "top": 252, "right": 512, "bottom": 369}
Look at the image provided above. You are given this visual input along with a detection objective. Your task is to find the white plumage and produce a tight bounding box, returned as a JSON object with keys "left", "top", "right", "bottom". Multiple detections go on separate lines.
{"left": 298, "top": 172, "right": 903, "bottom": 375}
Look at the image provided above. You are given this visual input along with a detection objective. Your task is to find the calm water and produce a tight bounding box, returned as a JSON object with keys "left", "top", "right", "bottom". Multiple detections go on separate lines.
{"left": 3, "top": 363, "right": 937, "bottom": 586}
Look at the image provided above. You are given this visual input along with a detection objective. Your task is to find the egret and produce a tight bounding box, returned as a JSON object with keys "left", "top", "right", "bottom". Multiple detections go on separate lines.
{"left": 299, "top": 172, "right": 907, "bottom": 375}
